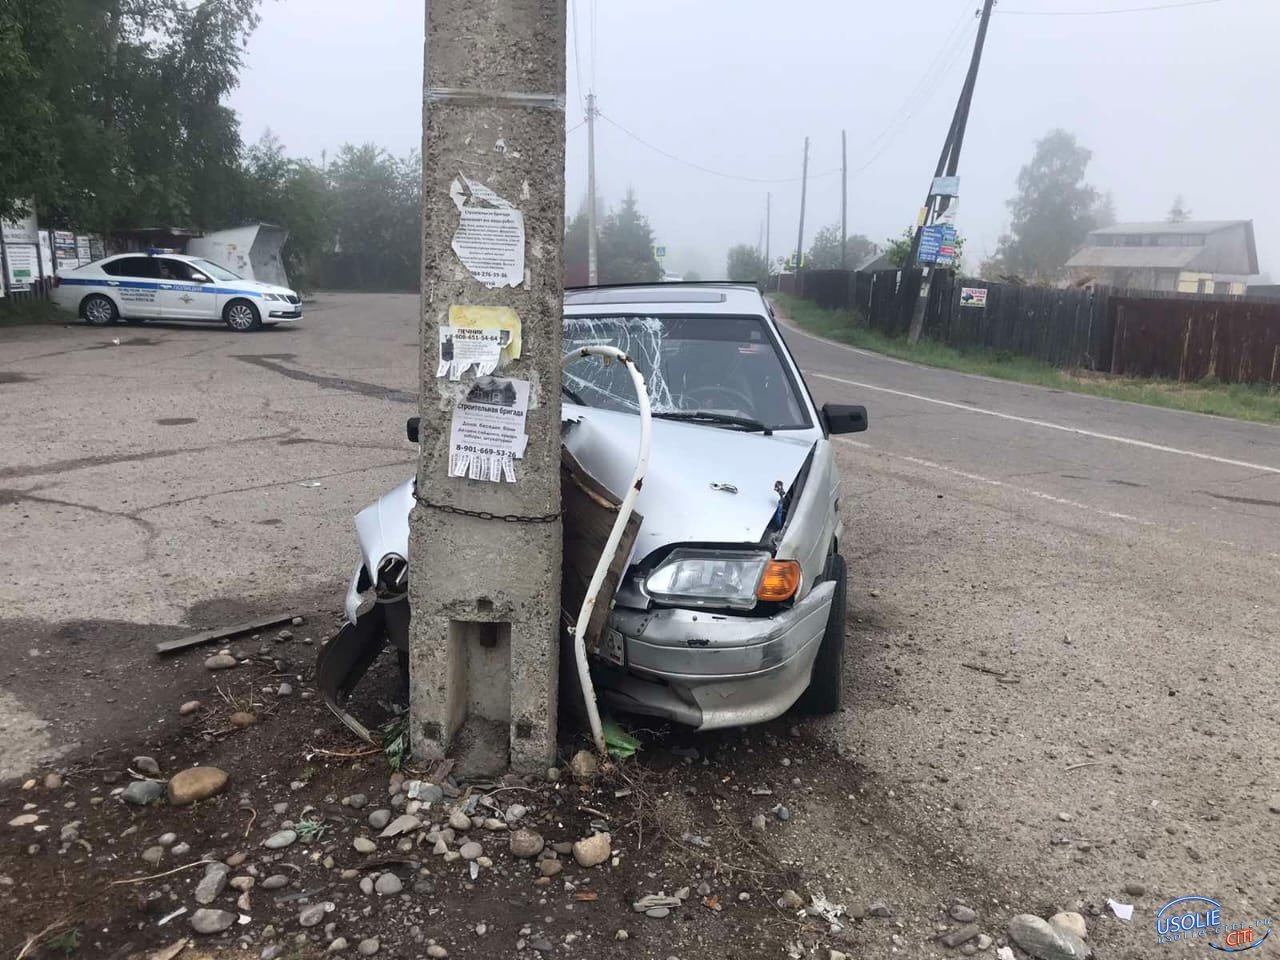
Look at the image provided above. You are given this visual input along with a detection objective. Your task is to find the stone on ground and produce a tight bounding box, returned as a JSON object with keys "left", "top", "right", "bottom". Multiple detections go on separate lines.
{"left": 167, "top": 766, "right": 228, "bottom": 806}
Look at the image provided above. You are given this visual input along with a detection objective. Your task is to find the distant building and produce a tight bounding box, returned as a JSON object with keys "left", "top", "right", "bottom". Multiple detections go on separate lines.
{"left": 1065, "top": 220, "right": 1258, "bottom": 295}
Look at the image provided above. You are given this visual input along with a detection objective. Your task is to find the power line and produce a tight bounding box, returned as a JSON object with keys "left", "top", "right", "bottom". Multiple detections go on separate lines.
{"left": 997, "top": 0, "right": 1223, "bottom": 14}
{"left": 596, "top": 112, "right": 841, "bottom": 184}
{"left": 846, "top": 19, "right": 979, "bottom": 179}
{"left": 568, "top": 0, "right": 585, "bottom": 112}
{"left": 589, "top": 0, "right": 598, "bottom": 90}
{"left": 566, "top": 119, "right": 586, "bottom": 135}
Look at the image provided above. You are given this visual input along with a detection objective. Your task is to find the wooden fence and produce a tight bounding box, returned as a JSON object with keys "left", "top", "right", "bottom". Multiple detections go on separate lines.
{"left": 788, "top": 268, "right": 1280, "bottom": 385}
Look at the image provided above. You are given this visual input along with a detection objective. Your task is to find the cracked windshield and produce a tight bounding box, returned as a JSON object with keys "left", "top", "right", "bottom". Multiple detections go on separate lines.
{"left": 1, "top": 0, "right": 1276, "bottom": 958}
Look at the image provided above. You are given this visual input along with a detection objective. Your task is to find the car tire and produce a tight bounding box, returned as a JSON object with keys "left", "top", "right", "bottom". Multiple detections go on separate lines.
{"left": 795, "top": 552, "right": 847, "bottom": 715}
{"left": 223, "top": 299, "right": 261, "bottom": 332}
{"left": 82, "top": 294, "right": 118, "bottom": 326}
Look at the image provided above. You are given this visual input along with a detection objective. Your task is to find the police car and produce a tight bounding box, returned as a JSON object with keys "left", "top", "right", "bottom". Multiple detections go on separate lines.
{"left": 53, "top": 252, "right": 302, "bottom": 332}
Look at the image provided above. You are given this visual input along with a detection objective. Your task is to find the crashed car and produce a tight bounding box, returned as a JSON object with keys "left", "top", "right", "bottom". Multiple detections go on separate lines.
{"left": 324, "top": 282, "right": 867, "bottom": 733}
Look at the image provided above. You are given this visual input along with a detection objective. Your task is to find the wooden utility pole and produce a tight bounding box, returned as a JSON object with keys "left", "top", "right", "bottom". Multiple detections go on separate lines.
{"left": 840, "top": 129, "right": 848, "bottom": 270}
{"left": 796, "top": 136, "right": 809, "bottom": 278}
{"left": 412, "top": 0, "right": 566, "bottom": 774}
{"left": 906, "top": 0, "right": 996, "bottom": 342}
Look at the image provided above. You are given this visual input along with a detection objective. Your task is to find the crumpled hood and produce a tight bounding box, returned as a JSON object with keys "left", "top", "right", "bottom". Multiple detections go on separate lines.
{"left": 562, "top": 405, "right": 814, "bottom": 565}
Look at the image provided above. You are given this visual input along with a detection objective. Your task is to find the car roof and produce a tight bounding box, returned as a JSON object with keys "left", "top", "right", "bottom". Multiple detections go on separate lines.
{"left": 103, "top": 252, "right": 203, "bottom": 262}
{"left": 563, "top": 282, "right": 768, "bottom": 316}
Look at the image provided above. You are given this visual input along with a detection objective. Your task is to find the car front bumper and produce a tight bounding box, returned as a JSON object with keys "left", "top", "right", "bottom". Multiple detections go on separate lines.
{"left": 595, "top": 579, "right": 836, "bottom": 730}
{"left": 267, "top": 307, "right": 302, "bottom": 320}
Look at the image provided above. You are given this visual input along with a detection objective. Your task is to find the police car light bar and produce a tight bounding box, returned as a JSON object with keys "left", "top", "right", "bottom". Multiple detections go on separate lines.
{"left": 145, "top": 247, "right": 178, "bottom": 255}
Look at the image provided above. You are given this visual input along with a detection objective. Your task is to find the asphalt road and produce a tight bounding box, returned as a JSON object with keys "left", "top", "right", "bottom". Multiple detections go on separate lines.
{"left": 2, "top": 293, "right": 1277, "bottom": 951}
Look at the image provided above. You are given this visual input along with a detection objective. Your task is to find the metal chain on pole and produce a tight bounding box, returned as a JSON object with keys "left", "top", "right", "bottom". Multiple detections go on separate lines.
{"left": 414, "top": 494, "right": 561, "bottom": 524}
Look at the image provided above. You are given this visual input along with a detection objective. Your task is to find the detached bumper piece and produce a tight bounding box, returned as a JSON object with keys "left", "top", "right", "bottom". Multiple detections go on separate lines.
{"left": 316, "top": 603, "right": 388, "bottom": 743}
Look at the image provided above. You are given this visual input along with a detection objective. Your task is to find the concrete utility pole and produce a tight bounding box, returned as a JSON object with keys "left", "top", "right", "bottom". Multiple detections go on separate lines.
{"left": 586, "top": 91, "right": 599, "bottom": 286}
{"left": 411, "top": 0, "right": 566, "bottom": 775}
{"left": 840, "top": 129, "right": 848, "bottom": 270}
{"left": 795, "top": 136, "right": 809, "bottom": 276}
{"left": 764, "top": 192, "right": 771, "bottom": 271}
{"left": 906, "top": 0, "right": 995, "bottom": 343}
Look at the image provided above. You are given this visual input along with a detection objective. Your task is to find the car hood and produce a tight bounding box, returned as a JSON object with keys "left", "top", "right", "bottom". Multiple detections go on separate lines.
{"left": 235, "top": 280, "right": 294, "bottom": 296}
{"left": 562, "top": 405, "right": 815, "bottom": 565}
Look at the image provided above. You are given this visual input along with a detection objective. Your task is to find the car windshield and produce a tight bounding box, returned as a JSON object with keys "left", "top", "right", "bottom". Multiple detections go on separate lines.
{"left": 189, "top": 258, "right": 241, "bottom": 281}
{"left": 562, "top": 314, "right": 811, "bottom": 430}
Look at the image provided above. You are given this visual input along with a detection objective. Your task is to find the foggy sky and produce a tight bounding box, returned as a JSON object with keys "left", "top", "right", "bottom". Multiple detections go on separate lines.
{"left": 230, "top": 0, "right": 1274, "bottom": 279}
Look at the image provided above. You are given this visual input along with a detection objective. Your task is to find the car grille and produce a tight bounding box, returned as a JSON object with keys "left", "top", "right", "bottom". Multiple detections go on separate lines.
{"left": 285, "top": 294, "right": 301, "bottom": 305}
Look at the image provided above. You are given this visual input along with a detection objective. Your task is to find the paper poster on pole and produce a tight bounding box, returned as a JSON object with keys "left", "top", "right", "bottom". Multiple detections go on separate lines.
{"left": 37, "top": 230, "right": 53, "bottom": 278}
{"left": 449, "top": 174, "right": 525, "bottom": 288}
{"left": 438, "top": 326, "right": 505, "bottom": 380}
{"left": 447, "top": 377, "right": 530, "bottom": 483}
{"left": 54, "top": 230, "right": 76, "bottom": 269}
{"left": 75, "top": 235, "right": 92, "bottom": 266}
{"left": 4, "top": 245, "right": 38, "bottom": 291}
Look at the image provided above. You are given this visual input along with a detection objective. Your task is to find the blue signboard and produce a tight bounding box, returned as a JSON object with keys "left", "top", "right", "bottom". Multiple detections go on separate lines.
{"left": 918, "top": 224, "right": 958, "bottom": 267}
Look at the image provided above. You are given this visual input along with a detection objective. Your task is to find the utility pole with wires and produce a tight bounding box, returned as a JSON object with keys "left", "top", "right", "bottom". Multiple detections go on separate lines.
{"left": 585, "top": 91, "right": 599, "bottom": 286}
{"left": 906, "top": 0, "right": 995, "bottom": 343}
{"left": 840, "top": 129, "right": 848, "bottom": 270}
{"left": 411, "top": 0, "right": 566, "bottom": 774}
{"left": 765, "top": 192, "right": 771, "bottom": 272}
{"left": 795, "top": 136, "right": 809, "bottom": 281}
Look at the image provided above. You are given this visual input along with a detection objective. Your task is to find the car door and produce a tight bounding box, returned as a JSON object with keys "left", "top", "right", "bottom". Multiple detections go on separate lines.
{"left": 101, "top": 256, "right": 162, "bottom": 318}
{"left": 156, "top": 258, "right": 218, "bottom": 321}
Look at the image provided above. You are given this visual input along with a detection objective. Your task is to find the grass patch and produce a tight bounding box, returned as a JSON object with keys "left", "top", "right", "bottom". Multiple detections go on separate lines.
{"left": 0, "top": 298, "right": 65, "bottom": 326}
{"left": 773, "top": 293, "right": 1280, "bottom": 426}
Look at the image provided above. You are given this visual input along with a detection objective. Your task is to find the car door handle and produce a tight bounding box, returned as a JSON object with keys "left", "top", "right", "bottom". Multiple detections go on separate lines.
{"left": 107, "top": 281, "right": 120, "bottom": 286}
{"left": 159, "top": 284, "right": 172, "bottom": 289}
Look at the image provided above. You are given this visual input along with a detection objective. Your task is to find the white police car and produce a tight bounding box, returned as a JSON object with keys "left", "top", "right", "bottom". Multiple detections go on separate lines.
{"left": 53, "top": 252, "right": 301, "bottom": 332}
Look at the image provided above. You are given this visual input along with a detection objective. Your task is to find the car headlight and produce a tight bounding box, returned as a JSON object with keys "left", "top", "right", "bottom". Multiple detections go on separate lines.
{"left": 262, "top": 293, "right": 282, "bottom": 301}
{"left": 645, "top": 548, "right": 784, "bottom": 610}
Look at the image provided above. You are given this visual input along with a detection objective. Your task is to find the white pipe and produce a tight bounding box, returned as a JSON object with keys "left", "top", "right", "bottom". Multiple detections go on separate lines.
{"left": 562, "top": 345, "right": 652, "bottom": 757}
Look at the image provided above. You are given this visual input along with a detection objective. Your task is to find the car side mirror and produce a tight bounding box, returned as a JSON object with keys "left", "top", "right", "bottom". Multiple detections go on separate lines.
{"left": 406, "top": 417, "right": 420, "bottom": 443}
{"left": 822, "top": 403, "right": 868, "bottom": 434}
{"left": 190, "top": 273, "right": 210, "bottom": 283}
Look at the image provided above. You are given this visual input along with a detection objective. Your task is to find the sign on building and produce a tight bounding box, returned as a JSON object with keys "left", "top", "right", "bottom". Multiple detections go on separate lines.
{"left": 1, "top": 209, "right": 38, "bottom": 245}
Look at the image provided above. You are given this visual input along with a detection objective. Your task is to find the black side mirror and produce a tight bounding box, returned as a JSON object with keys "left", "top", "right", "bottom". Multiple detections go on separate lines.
{"left": 406, "top": 417, "right": 420, "bottom": 443}
{"left": 822, "top": 403, "right": 868, "bottom": 435}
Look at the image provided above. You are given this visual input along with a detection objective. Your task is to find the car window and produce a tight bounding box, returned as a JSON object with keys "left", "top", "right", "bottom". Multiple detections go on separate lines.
{"left": 103, "top": 256, "right": 160, "bottom": 279}
{"left": 188, "top": 258, "right": 241, "bottom": 281}
{"left": 160, "top": 258, "right": 202, "bottom": 282}
{"left": 562, "top": 314, "right": 812, "bottom": 430}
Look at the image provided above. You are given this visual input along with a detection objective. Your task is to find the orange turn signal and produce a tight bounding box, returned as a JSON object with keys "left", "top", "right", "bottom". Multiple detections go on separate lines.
{"left": 756, "top": 559, "right": 801, "bottom": 602}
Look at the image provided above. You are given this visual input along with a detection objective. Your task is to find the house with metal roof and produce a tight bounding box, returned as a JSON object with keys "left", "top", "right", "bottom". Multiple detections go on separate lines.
{"left": 1065, "top": 220, "right": 1258, "bottom": 295}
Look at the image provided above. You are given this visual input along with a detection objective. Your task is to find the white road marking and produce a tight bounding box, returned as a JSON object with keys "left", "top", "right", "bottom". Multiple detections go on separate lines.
{"left": 814, "top": 372, "right": 1280, "bottom": 477}
{"left": 837, "top": 438, "right": 1154, "bottom": 525}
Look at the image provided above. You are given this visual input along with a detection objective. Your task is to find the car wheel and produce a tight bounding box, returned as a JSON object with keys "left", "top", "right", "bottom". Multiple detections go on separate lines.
{"left": 82, "top": 294, "right": 118, "bottom": 326}
{"left": 223, "top": 299, "right": 261, "bottom": 332}
{"left": 795, "top": 552, "right": 847, "bottom": 715}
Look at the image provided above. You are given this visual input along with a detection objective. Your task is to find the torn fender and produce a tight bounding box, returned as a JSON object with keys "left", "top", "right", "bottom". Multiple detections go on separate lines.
{"left": 316, "top": 602, "right": 388, "bottom": 743}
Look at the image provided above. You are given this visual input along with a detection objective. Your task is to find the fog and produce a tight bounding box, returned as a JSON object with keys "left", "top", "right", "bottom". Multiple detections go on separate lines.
{"left": 231, "top": 0, "right": 1275, "bottom": 278}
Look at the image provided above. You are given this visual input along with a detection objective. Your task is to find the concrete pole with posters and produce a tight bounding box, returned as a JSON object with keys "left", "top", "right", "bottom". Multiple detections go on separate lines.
{"left": 410, "top": 0, "right": 566, "bottom": 775}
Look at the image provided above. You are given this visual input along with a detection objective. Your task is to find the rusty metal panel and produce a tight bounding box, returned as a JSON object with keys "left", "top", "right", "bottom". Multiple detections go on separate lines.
{"left": 1110, "top": 296, "right": 1280, "bottom": 384}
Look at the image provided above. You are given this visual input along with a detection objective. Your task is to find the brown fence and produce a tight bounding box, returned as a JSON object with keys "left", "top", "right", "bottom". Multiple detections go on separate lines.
{"left": 1111, "top": 296, "right": 1280, "bottom": 384}
{"left": 787, "top": 268, "right": 1280, "bottom": 384}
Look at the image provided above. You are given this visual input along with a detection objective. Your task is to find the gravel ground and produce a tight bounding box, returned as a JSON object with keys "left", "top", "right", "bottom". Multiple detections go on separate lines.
{"left": 1, "top": 293, "right": 1276, "bottom": 959}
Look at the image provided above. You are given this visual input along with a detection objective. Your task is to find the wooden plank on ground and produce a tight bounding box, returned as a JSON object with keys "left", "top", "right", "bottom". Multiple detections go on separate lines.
{"left": 155, "top": 612, "right": 298, "bottom": 654}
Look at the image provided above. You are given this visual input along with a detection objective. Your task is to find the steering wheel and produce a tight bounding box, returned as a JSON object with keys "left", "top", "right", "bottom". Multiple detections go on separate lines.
{"left": 683, "top": 384, "right": 756, "bottom": 414}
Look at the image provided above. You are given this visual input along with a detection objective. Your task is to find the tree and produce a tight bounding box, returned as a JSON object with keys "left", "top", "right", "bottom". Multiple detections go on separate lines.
{"left": 991, "top": 130, "right": 1110, "bottom": 281}
{"left": 0, "top": 0, "right": 63, "bottom": 221}
{"left": 323, "top": 144, "right": 421, "bottom": 290}
{"left": 884, "top": 227, "right": 914, "bottom": 268}
{"left": 726, "top": 245, "right": 769, "bottom": 285}
{"left": 1167, "top": 195, "right": 1191, "bottom": 223}
{"left": 806, "top": 224, "right": 877, "bottom": 270}
{"left": 599, "top": 189, "right": 660, "bottom": 284}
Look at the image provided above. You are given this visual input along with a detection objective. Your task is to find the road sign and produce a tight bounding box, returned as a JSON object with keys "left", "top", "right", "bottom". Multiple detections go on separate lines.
{"left": 653, "top": 245, "right": 666, "bottom": 259}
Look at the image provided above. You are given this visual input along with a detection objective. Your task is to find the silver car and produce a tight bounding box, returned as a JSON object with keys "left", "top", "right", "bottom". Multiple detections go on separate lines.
{"left": 320, "top": 283, "right": 867, "bottom": 733}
